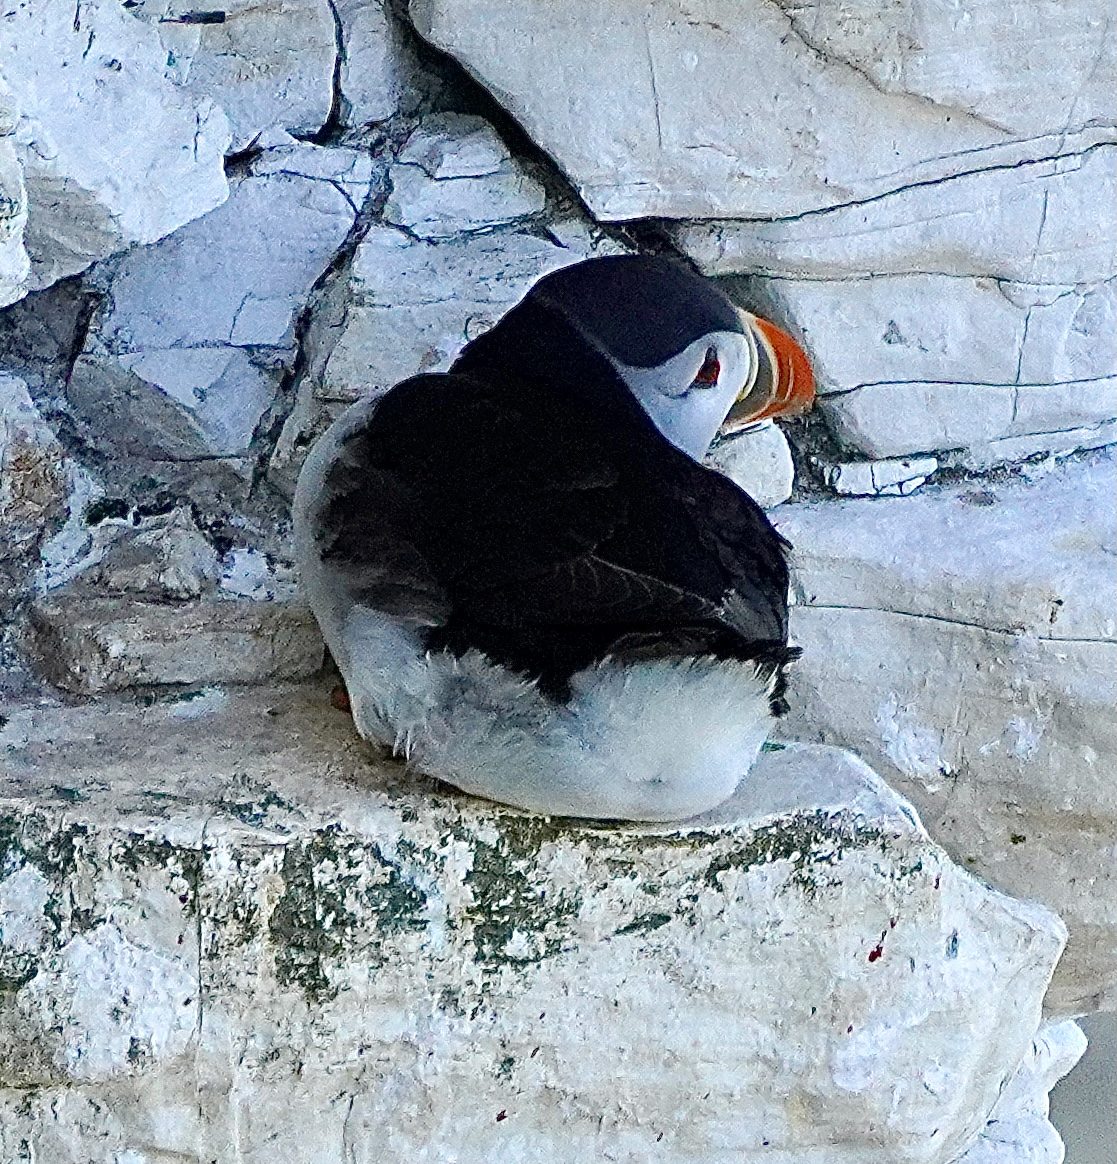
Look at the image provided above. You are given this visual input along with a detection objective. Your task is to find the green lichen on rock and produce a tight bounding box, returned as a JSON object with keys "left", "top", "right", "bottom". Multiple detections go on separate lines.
{"left": 704, "top": 810, "right": 891, "bottom": 898}
{"left": 268, "top": 825, "right": 427, "bottom": 1001}
{"left": 459, "top": 815, "right": 582, "bottom": 968}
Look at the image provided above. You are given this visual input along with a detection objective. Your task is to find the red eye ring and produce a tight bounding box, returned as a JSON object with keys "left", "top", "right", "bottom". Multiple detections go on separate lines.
{"left": 694, "top": 347, "right": 720, "bottom": 385}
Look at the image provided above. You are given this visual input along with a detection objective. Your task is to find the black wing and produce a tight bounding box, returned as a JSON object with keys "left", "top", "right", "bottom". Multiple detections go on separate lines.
{"left": 315, "top": 372, "right": 794, "bottom": 702}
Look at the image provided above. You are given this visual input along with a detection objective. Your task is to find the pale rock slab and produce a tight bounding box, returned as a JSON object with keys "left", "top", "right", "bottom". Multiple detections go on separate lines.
{"left": 0, "top": 376, "right": 67, "bottom": 611}
{"left": 0, "top": 0, "right": 230, "bottom": 292}
{"left": 0, "top": 685, "right": 1069, "bottom": 1162}
{"left": 673, "top": 137, "right": 1117, "bottom": 286}
{"left": 821, "top": 379, "right": 1117, "bottom": 460}
{"left": 336, "top": 0, "right": 425, "bottom": 126}
{"left": 87, "top": 508, "right": 221, "bottom": 601}
{"left": 138, "top": 0, "right": 337, "bottom": 152}
{"left": 269, "top": 209, "right": 627, "bottom": 494}
{"left": 749, "top": 276, "right": 1117, "bottom": 397}
{"left": 384, "top": 114, "right": 547, "bottom": 239}
{"left": 953, "top": 419, "right": 1117, "bottom": 471}
{"left": 739, "top": 273, "right": 1117, "bottom": 459}
{"left": 408, "top": 0, "right": 1115, "bottom": 220}
{"left": 0, "top": 80, "right": 29, "bottom": 308}
{"left": 24, "top": 595, "right": 323, "bottom": 693}
{"left": 773, "top": 451, "right": 1117, "bottom": 1012}
{"left": 69, "top": 143, "right": 377, "bottom": 461}
{"left": 821, "top": 456, "right": 938, "bottom": 497}
{"left": 956, "top": 1021, "right": 1087, "bottom": 1164}
{"left": 705, "top": 421, "right": 795, "bottom": 509}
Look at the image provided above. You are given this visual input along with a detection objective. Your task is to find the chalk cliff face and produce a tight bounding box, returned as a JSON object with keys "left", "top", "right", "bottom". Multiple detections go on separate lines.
{"left": 0, "top": 688, "right": 1081, "bottom": 1163}
{"left": 0, "top": 0, "right": 1114, "bottom": 1157}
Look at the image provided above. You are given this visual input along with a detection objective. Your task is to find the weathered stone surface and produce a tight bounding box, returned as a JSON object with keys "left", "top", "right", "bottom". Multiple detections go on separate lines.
{"left": 821, "top": 456, "right": 938, "bottom": 497}
{"left": 951, "top": 419, "right": 1117, "bottom": 472}
{"left": 745, "top": 276, "right": 1117, "bottom": 398}
{"left": 337, "top": 0, "right": 424, "bottom": 127}
{"left": 384, "top": 114, "right": 547, "bottom": 239}
{"left": 269, "top": 203, "right": 627, "bottom": 494}
{"left": 0, "top": 81, "right": 29, "bottom": 309}
{"left": 24, "top": 596, "right": 323, "bottom": 694}
{"left": 705, "top": 421, "right": 795, "bottom": 509}
{"left": 731, "top": 273, "right": 1117, "bottom": 460}
{"left": 0, "top": 685, "right": 1069, "bottom": 1161}
{"left": 408, "top": 0, "right": 1115, "bottom": 220}
{"left": 68, "top": 143, "right": 377, "bottom": 463}
{"left": 774, "top": 451, "right": 1117, "bottom": 1012}
{"left": 0, "top": 376, "right": 67, "bottom": 611}
{"left": 0, "top": 0, "right": 230, "bottom": 293}
{"left": 87, "top": 508, "right": 220, "bottom": 601}
{"left": 820, "top": 379, "right": 1117, "bottom": 461}
{"left": 956, "top": 1021, "right": 1086, "bottom": 1164}
{"left": 140, "top": 0, "right": 337, "bottom": 152}
{"left": 674, "top": 138, "right": 1117, "bottom": 285}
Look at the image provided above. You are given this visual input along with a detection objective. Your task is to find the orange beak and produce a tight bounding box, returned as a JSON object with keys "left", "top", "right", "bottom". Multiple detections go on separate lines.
{"left": 721, "top": 314, "right": 816, "bottom": 433}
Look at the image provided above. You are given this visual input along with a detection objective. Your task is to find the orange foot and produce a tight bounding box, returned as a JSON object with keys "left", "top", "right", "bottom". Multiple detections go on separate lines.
{"left": 330, "top": 684, "right": 352, "bottom": 714}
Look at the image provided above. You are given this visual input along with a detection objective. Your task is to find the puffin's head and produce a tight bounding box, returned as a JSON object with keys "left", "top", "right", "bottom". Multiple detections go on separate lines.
{"left": 523, "top": 255, "right": 814, "bottom": 459}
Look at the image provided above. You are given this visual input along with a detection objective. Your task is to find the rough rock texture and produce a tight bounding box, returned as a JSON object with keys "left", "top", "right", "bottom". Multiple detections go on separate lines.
{"left": 67, "top": 142, "right": 377, "bottom": 475}
{"left": 137, "top": 0, "right": 338, "bottom": 152}
{"left": 384, "top": 113, "right": 547, "bottom": 238}
{"left": 0, "top": 685, "right": 1072, "bottom": 1162}
{"left": 730, "top": 272, "right": 1117, "bottom": 462}
{"left": 24, "top": 596, "right": 323, "bottom": 694}
{"left": 0, "top": 82, "right": 29, "bottom": 309}
{"left": 956, "top": 1021, "right": 1087, "bottom": 1164}
{"left": 820, "top": 456, "right": 938, "bottom": 498}
{"left": 406, "top": 1, "right": 1116, "bottom": 468}
{"left": 337, "top": 0, "right": 425, "bottom": 127}
{"left": 408, "top": 2, "right": 1114, "bottom": 220}
{"left": 774, "top": 450, "right": 1117, "bottom": 1012}
{"left": 0, "top": 376, "right": 67, "bottom": 614}
{"left": 706, "top": 422, "right": 795, "bottom": 509}
{"left": 0, "top": 0, "right": 230, "bottom": 294}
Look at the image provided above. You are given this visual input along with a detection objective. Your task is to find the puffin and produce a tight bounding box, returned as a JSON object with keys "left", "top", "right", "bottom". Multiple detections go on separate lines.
{"left": 293, "top": 255, "right": 814, "bottom": 822}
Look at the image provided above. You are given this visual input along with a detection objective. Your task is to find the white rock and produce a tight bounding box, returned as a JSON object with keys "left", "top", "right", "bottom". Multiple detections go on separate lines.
{"left": 337, "top": 0, "right": 424, "bottom": 126}
{"left": 319, "top": 219, "right": 624, "bottom": 398}
{"left": 954, "top": 419, "right": 1117, "bottom": 471}
{"left": 397, "top": 112, "right": 510, "bottom": 178}
{"left": 705, "top": 422, "right": 795, "bottom": 508}
{"left": 25, "top": 595, "right": 324, "bottom": 693}
{"left": 383, "top": 158, "right": 547, "bottom": 240}
{"left": 101, "top": 145, "right": 372, "bottom": 351}
{"left": 72, "top": 144, "right": 374, "bottom": 459}
{"left": 140, "top": 0, "right": 337, "bottom": 152}
{"left": 88, "top": 508, "right": 220, "bottom": 601}
{"left": 773, "top": 451, "right": 1117, "bottom": 1011}
{"left": 0, "top": 685, "right": 1069, "bottom": 1161}
{"left": 822, "top": 456, "right": 938, "bottom": 497}
{"left": 820, "top": 383, "right": 1015, "bottom": 459}
{"left": 955, "top": 1021, "right": 1086, "bottom": 1164}
{"left": 17, "top": 923, "right": 197, "bottom": 1084}
{"left": 0, "top": 0, "right": 230, "bottom": 291}
{"left": 673, "top": 137, "right": 1117, "bottom": 285}
{"left": 408, "top": 0, "right": 1115, "bottom": 219}
{"left": 0, "top": 80, "right": 29, "bottom": 308}
{"left": 752, "top": 276, "right": 1117, "bottom": 398}
{"left": 820, "top": 379, "right": 1117, "bottom": 460}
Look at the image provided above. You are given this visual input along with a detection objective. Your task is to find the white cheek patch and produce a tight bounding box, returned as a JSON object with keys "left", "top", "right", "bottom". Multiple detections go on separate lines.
{"left": 616, "top": 331, "right": 757, "bottom": 458}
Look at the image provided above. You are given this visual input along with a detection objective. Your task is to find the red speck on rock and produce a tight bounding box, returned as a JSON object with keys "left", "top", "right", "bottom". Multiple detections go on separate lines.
{"left": 868, "top": 944, "right": 884, "bottom": 963}
{"left": 496, "top": 1110, "right": 507, "bottom": 1123}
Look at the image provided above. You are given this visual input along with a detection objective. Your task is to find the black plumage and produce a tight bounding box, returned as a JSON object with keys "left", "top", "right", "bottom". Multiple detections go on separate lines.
{"left": 315, "top": 259, "right": 798, "bottom": 712}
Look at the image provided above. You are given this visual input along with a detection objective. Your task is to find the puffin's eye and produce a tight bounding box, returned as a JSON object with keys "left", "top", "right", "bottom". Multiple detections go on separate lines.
{"left": 693, "top": 348, "right": 720, "bottom": 386}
